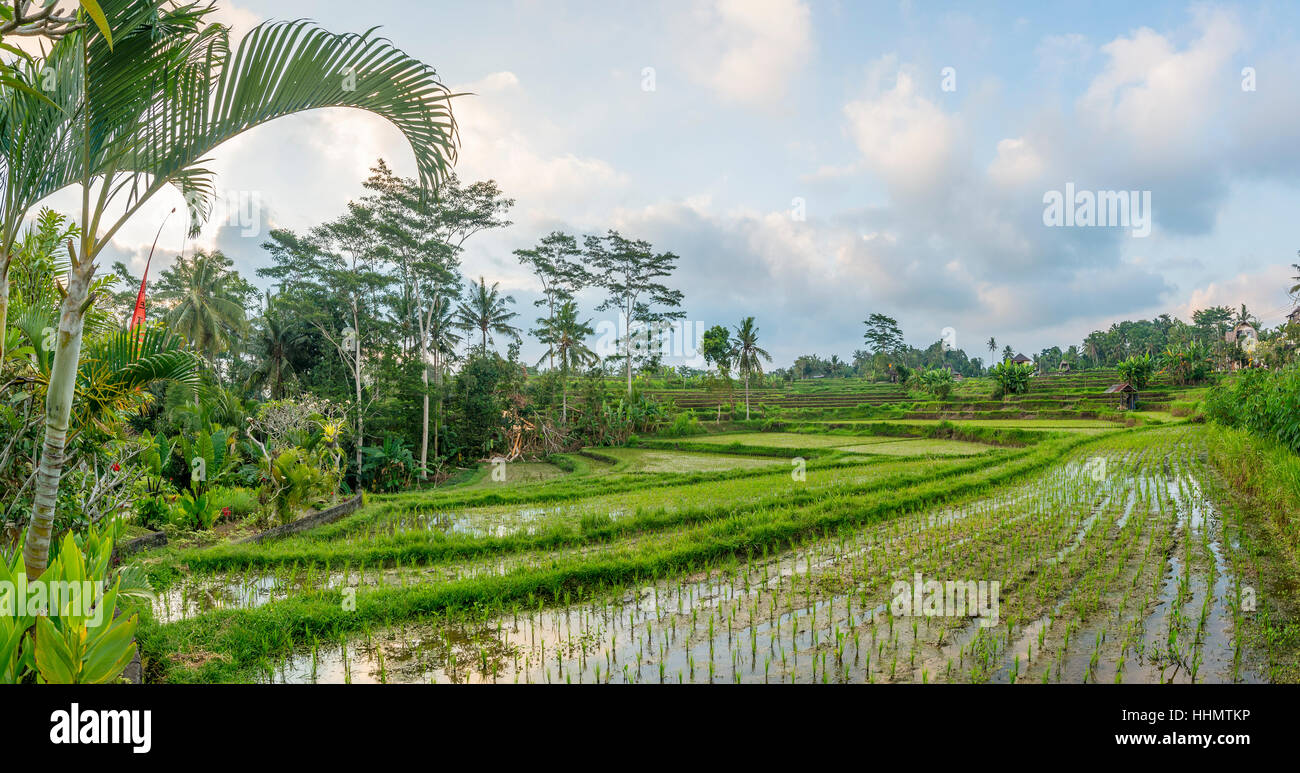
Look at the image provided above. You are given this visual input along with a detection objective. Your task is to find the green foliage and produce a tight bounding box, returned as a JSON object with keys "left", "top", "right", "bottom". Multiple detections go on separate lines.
{"left": 175, "top": 490, "right": 219, "bottom": 531}
{"left": 270, "top": 449, "right": 329, "bottom": 525}
{"left": 918, "top": 368, "right": 954, "bottom": 400}
{"left": 1204, "top": 366, "right": 1300, "bottom": 454}
{"left": 135, "top": 495, "right": 171, "bottom": 532}
{"left": 207, "top": 486, "right": 258, "bottom": 518}
{"left": 989, "top": 360, "right": 1033, "bottom": 397}
{"left": 361, "top": 435, "right": 417, "bottom": 493}
{"left": 1116, "top": 354, "right": 1154, "bottom": 390}
{"left": 660, "top": 411, "right": 705, "bottom": 438}
{"left": 0, "top": 529, "right": 140, "bottom": 684}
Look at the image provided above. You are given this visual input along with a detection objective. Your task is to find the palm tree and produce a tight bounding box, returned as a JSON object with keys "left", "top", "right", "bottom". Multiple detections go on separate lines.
{"left": 536, "top": 301, "right": 598, "bottom": 422}
{"left": 18, "top": 3, "right": 459, "bottom": 579}
{"left": 423, "top": 291, "right": 461, "bottom": 478}
{"left": 1290, "top": 259, "right": 1300, "bottom": 298}
{"left": 730, "top": 317, "right": 771, "bottom": 421}
{"left": 455, "top": 276, "right": 520, "bottom": 354}
{"left": 986, "top": 337, "right": 997, "bottom": 363}
{"left": 1001, "top": 345, "right": 1014, "bottom": 363}
{"left": 155, "top": 251, "right": 249, "bottom": 369}
{"left": 245, "top": 295, "right": 308, "bottom": 400}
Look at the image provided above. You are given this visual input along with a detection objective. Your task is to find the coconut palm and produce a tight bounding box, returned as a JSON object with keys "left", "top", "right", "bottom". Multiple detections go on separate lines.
{"left": 536, "top": 300, "right": 598, "bottom": 422}
{"left": 454, "top": 276, "right": 520, "bottom": 354}
{"left": 730, "top": 317, "right": 771, "bottom": 421}
{"left": 155, "top": 251, "right": 249, "bottom": 367}
{"left": 18, "top": 1, "right": 459, "bottom": 579}
{"left": 245, "top": 295, "right": 309, "bottom": 400}
{"left": 986, "top": 337, "right": 996, "bottom": 362}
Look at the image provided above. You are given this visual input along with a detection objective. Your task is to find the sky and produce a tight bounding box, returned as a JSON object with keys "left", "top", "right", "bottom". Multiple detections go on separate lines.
{"left": 44, "top": 0, "right": 1300, "bottom": 367}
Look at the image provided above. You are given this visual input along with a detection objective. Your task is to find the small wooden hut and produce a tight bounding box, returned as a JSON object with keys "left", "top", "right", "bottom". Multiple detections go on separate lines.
{"left": 1104, "top": 382, "right": 1138, "bottom": 410}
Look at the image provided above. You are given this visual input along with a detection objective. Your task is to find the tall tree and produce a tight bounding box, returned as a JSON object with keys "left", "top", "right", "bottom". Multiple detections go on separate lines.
{"left": 425, "top": 291, "right": 462, "bottom": 470}
{"left": 701, "top": 324, "right": 732, "bottom": 421}
{"left": 730, "top": 317, "right": 771, "bottom": 421}
{"left": 361, "top": 161, "right": 511, "bottom": 478}
{"left": 515, "top": 231, "right": 590, "bottom": 368}
{"left": 455, "top": 276, "right": 520, "bottom": 354}
{"left": 535, "top": 300, "right": 597, "bottom": 422}
{"left": 863, "top": 313, "right": 904, "bottom": 358}
{"left": 586, "top": 230, "right": 684, "bottom": 395}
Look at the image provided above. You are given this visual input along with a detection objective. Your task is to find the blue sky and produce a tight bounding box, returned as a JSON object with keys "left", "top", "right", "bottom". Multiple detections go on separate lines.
{"left": 78, "top": 0, "right": 1300, "bottom": 366}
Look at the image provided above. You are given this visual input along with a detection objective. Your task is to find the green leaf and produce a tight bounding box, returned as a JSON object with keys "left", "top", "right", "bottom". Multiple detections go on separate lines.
{"left": 33, "top": 615, "right": 79, "bottom": 684}
{"left": 79, "top": 0, "right": 114, "bottom": 48}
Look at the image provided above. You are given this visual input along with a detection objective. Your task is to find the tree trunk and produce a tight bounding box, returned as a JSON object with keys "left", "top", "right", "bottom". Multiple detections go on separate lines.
{"left": 625, "top": 300, "right": 633, "bottom": 396}
{"left": 0, "top": 263, "right": 10, "bottom": 366}
{"left": 420, "top": 364, "right": 430, "bottom": 480}
{"left": 24, "top": 257, "right": 92, "bottom": 579}
{"left": 745, "top": 375, "right": 750, "bottom": 421}
{"left": 433, "top": 353, "right": 442, "bottom": 481}
{"left": 353, "top": 306, "right": 363, "bottom": 479}
{"left": 561, "top": 368, "right": 568, "bottom": 424}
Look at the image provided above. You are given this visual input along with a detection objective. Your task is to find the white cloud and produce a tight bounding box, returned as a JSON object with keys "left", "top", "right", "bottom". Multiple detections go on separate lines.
{"left": 680, "top": 0, "right": 814, "bottom": 107}
{"left": 1077, "top": 8, "right": 1244, "bottom": 162}
{"left": 987, "top": 137, "right": 1045, "bottom": 188}
{"left": 1181, "top": 265, "right": 1295, "bottom": 324}
{"left": 843, "top": 63, "right": 961, "bottom": 198}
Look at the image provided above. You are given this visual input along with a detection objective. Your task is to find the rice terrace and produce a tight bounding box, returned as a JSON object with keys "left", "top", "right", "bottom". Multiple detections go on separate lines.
{"left": 2, "top": 1, "right": 1300, "bottom": 756}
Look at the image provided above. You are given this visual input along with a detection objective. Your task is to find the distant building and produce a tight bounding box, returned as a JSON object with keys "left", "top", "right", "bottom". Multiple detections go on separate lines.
{"left": 1011, "top": 353, "right": 1032, "bottom": 365}
{"left": 1289, "top": 308, "right": 1300, "bottom": 327}
{"left": 1225, "top": 322, "right": 1258, "bottom": 346}
{"left": 1104, "top": 382, "right": 1138, "bottom": 410}
{"left": 1058, "top": 361, "right": 1072, "bottom": 372}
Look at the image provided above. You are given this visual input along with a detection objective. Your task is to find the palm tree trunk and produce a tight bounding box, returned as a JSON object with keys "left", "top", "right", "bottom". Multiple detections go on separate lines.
{"left": 745, "top": 375, "right": 750, "bottom": 420}
{"left": 0, "top": 263, "right": 10, "bottom": 366}
{"left": 24, "top": 258, "right": 92, "bottom": 579}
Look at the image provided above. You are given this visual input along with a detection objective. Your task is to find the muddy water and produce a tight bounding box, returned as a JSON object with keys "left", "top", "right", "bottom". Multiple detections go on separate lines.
{"left": 259, "top": 444, "right": 1269, "bottom": 684}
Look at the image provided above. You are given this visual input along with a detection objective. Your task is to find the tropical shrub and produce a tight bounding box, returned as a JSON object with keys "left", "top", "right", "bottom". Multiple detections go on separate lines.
{"left": 918, "top": 368, "right": 954, "bottom": 400}
{"left": 0, "top": 529, "right": 142, "bottom": 684}
{"left": 208, "top": 486, "right": 258, "bottom": 518}
{"left": 360, "top": 435, "right": 417, "bottom": 493}
{"left": 661, "top": 412, "right": 705, "bottom": 437}
{"left": 1204, "top": 366, "right": 1300, "bottom": 454}
{"left": 269, "top": 449, "right": 329, "bottom": 524}
{"left": 173, "top": 490, "right": 219, "bottom": 531}
{"left": 135, "top": 495, "right": 171, "bottom": 532}
{"left": 989, "top": 361, "right": 1033, "bottom": 398}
